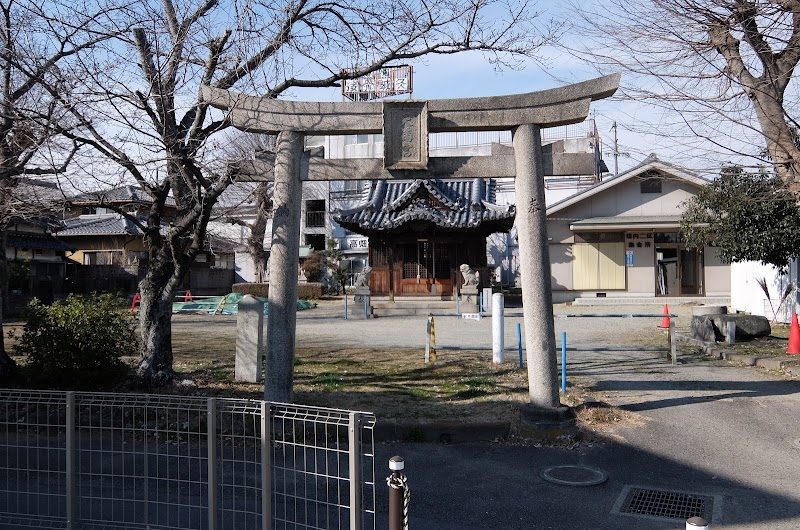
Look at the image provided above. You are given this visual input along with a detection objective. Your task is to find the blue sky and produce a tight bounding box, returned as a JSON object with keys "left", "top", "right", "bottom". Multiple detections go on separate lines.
{"left": 288, "top": 49, "right": 717, "bottom": 177}
{"left": 282, "top": 5, "right": 766, "bottom": 182}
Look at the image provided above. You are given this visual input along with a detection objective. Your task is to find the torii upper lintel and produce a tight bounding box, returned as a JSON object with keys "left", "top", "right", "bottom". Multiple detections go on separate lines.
{"left": 200, "top": 73, "right": 620, "bottom": 135}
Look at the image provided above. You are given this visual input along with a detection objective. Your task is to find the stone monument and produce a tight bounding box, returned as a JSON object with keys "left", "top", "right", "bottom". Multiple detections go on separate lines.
{"left": 235, "top": 295, "right": 265, "bottom": 383}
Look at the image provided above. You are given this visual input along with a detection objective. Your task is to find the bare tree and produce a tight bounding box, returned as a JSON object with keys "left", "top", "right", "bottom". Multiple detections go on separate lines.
{"left": 217, "top": 133, "right": 276, "bottom": 283}
{"left": 0, "top": 0, "right": 123, "bottom": 380}
{"left": 566, "top": 0, "right": 800, "bottom": 189}
{"left": 57, "top": 0, "right": 558, "bottom": 385}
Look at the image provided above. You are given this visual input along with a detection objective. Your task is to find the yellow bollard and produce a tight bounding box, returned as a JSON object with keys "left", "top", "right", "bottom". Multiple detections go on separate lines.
{"left": 425, "top": 315, "right": 437, "bottom": 363}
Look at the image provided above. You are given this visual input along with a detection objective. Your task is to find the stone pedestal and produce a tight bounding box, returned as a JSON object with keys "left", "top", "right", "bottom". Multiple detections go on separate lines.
{"left": 460, "top": 287, "right": 480, "bottom": 314}
{"left": 235, "top": 295, "right": 264, "bottom": 383}
{"left": 351, "top": 287, "right": 373, "bottom": 319}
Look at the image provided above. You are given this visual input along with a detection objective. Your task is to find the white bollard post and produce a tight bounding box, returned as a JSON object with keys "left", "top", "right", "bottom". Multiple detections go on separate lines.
{"left": 727, "top": 321, "right": 736, "bottom": 346}
{"left": 686, "top": 516, "right": 709, "bottom": 529}
{"left": 492, "top": 293, "right": 505, "bottom": 364}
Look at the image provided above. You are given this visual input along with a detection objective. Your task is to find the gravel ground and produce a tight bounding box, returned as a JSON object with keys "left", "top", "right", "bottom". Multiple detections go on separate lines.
{"left": 285, "top": 300, "right": 691, "bottom": 351}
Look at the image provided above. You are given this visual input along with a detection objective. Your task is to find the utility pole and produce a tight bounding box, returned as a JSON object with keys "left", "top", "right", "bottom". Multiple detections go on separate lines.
{"left": 612, "top": 121, "right": 619, "bottom": 178}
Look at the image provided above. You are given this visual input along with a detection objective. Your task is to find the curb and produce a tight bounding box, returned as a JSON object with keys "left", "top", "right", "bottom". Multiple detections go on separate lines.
{"left": 720, "top": 350, "right": 800, "bottom": 372}
{"left": 674, "top": 332, "right": 800, "bottom": 376}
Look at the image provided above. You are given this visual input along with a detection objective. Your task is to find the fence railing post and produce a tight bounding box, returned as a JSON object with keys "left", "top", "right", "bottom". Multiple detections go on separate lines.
{"left": 207, "top": 398, "right": 218, "bottom": 530}
{"left": 261, "top": 401, "right": 272, "bottom": 530}
{"left": 66, "top": 391, "right": 77, "bottom": 530}
{"left": 349, "top": 412, "right": 362, "bottom": 529}
{"left": 669, "top": 321, "right": 677, "bottom": 365}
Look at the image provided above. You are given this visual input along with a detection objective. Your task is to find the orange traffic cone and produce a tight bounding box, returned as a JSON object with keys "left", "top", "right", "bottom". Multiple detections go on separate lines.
{"left": 787, "top": 313, "right": 800, "bottom": 355}
{"left": 130, "top": 293, "right": 142, "bottom": 312}
{"left": 184, "top": 290, "right": 193, "bottom": 302}
{"left": 658, "top": 303, "right": 670, "bottom": 328}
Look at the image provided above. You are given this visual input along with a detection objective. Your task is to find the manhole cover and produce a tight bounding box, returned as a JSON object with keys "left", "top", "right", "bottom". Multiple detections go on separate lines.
{"left": 541, "top": 465, "right": 608, "bottom": 486}
{"left": 612, "top": 485, "right": 717, "bottom": 522}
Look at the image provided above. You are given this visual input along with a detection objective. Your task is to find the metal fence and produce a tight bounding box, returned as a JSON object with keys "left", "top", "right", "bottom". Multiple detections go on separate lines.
{"left": 0, "top": 390, "right": 376, "bottom": 530}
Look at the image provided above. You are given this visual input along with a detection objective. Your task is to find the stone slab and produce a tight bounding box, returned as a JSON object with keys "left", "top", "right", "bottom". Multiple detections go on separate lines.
{"left": 235, "top": 295, "right": 264, "bottom": 383}
{"left": 383, "top": 101, "right": 428, "bottom": 169}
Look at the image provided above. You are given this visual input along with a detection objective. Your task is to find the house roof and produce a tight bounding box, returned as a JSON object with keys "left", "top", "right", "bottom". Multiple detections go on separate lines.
{"left": 333, "top": 178, "right": 515, "bottom": 236}
{"left": 57, "top": 214, "right": 146, "bottom": 237}
{"left": 569, "top": 215, "right": 683, "bottom": 231}
{"left": 7, "top": 232, "right": 75, "bottom": 252}
{"left": 547, "top": 154, "right": 709, "bottom": 216}
{"left": 68, "top": 185, "right": 176, "bottom": 207}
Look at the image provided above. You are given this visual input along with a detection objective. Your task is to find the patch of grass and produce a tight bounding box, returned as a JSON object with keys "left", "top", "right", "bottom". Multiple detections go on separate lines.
{"left": 312, "top": 372, "right": 345, "bottom": 391}
{"left": 441, "top": 376, "right": 497, "bottom": 399}
{"left": 404, "top": 387, "right": 434, "bottom": 399}
{"left": 575, "top": 402, "right": 639, "bottom": 427}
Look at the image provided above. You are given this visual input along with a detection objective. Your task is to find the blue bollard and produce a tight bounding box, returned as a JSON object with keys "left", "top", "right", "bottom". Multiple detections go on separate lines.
{"left": 517, "top": 323, "right": 523, "bottom": 368}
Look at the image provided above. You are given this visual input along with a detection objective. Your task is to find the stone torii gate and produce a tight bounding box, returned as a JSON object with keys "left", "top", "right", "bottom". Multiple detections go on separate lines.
{"left": 201, "top": 74, "right": 619, "bottom": 414}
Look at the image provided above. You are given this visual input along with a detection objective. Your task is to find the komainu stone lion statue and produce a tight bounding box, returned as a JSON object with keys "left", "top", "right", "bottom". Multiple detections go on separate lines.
{"left": 354, "top": 266, "right": 372, "bottom": 289}
{"left": 459, "top": 264, "right": 479, "bottom": 288}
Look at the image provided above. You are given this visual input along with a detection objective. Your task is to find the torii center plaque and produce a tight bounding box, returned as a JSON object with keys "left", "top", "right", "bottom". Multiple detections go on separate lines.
{"left": 201, "top": 74, "right": 620, "bottom": 412}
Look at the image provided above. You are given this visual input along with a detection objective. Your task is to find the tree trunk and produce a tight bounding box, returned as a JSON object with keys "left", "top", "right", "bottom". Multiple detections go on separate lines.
{"left": 249, "top": 182, "right": 272, "bottom": 283}
{"left": 135, "top": 259, "right": 179, "bottom": 385}
{"left": 751, "top": 91, "right": 800, "bottom": 193}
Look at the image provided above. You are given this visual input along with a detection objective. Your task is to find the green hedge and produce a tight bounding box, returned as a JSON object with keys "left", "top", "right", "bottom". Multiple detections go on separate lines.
{"left": 297, "top": 283, "right": 322, "bottom": 300}
{"left": 232, "top": 283, "right": 269, "bottom": 297}
{"left": 232, "top": 282, "right": 322, "bottom": 300}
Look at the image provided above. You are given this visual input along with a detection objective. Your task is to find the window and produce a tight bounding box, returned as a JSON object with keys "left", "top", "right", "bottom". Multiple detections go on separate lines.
{"left": 306, "top": 234, "right": 325, "bottom": 251}
{"left": 573, "top": 233, "right": 625, "bottom": 289}
{"left": 345, "top": 134, "right": 370, "bottom": 145}
{"left": 640, "top": 176, "right": 662, "bottom": 193}
{"left": 83, "top": 251, "right": 123, "bottom": 265}
{"left": 305, "top": 200, "right": 326, "bottom": 227}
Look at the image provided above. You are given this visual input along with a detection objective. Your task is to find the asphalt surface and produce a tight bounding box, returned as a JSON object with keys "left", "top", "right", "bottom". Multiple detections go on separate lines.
{"left": 287, "top": 301, "right": 800, "bottom": 529}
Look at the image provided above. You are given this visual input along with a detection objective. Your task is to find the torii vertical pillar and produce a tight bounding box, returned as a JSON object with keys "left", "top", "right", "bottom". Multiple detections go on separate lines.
{"left": 264, "top": 130, "right": 304, "bottom": 402}
{"left": 513, "top": 124, "right": 560, "bottom": 411}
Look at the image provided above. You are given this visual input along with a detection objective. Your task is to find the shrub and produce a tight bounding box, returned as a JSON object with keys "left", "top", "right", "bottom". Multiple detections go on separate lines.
{"left": 297, "top": 283, "right": 322, "bottom": 299}
{"left": 301, "top": 251, "right": 324, "bottom": 282}
{"left": 232, "top": 283, "right": 269, "bottom": 297}
{"left": 15, "top": 293, "right": 137, "bottom": 389}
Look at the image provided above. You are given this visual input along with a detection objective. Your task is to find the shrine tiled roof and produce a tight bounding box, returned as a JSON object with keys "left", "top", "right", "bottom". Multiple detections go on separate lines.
{"left": 334, "top": 178, "right": 515, "bottom": 235}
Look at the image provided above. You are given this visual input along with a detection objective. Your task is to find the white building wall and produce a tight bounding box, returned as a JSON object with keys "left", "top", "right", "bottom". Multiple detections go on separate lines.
{"left": 731, "top": 260, "right": 798, "bottom": 322}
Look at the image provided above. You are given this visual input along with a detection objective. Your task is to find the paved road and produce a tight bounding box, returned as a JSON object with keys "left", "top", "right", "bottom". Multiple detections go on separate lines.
{"left": 286, "top": 302, "right": 800, "bottom": 529}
